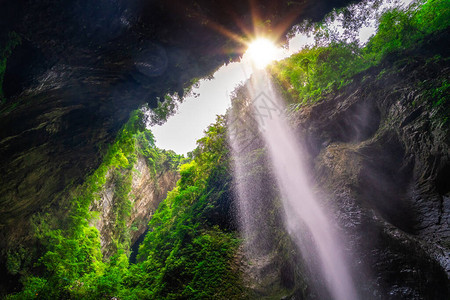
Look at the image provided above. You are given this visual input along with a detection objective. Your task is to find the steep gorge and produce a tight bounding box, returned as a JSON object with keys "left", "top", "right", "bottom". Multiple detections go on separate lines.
{"left": 91, "top": 152, "right": 179, "bottom": 259}
{"left": 1, "top": 0, "right": 449, "bottom": 299}
{"left": 293, "top": 34, "right": 450, "bottom": 297}
{"left": 1, "top": 0, "right": 356, "bottom": 294}
{"left": 225, "top": 29, "right": 449, "bottom": 299}
{"left": 0, "top": 0, "right": 354, "bottom": 234}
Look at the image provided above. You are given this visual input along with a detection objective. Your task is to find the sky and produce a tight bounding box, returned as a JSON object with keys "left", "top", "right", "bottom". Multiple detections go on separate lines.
{"left": 150, "top": 0, "right": 415, "bottom": 155}
{"left": 150, "top": 61, "right": 252, "bottom": 155}
{"left": 150, "top": 35, "right": 316, "bottom": 154}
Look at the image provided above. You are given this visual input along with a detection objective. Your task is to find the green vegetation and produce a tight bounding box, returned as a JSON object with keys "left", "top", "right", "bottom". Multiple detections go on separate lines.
{"left": 5, "top": 111, "right": 184, "bottom": 299}
{"left": 5, "top": 0, "right": 449, "bottom": 298}
{"left": 271, "top": 0, "right": 450, "bottom": 108}
{"left": 145, "top": 79, "right": 200, "bottom": 126}
{"left": 120, "top": 116, "right": 242, "bottom": 299}
{"left": 5, "top": 111, "right": 145, "bottom": 299}
{"left": 6, "top": 115, "right": 241, "bottom": 299}
{"left": 270, "top": 42, "right": 367, "bottom": 106}
{"left": 365, "top": 0, "right": 449, "bottom": 62}
{"left": 420, "top": 76, "right": 450, "bottom": 124}
{"left": 136, "top": 130, "right": 187, "bottom": 175}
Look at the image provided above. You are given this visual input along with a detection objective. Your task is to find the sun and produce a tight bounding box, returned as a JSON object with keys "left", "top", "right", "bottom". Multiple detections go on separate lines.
{"left": 245, "top": 38, "right": 279, "bottom": 69}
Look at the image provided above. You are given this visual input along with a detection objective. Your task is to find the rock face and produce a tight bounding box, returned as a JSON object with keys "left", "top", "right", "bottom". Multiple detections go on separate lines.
{"left": 228, "top": 29, "right": 449, "bottom": 299}
{"left": 292, "top": 30, "right": 449, "bottom": 298}
{"left": 90, "top": 154, "right": 179, "bottom": 259}
{"left": 0, "top": 0, "right": 355, "bottom": 266}
{"left": 128, "top": 154, "right": 179, "bottom": 245}
{"left": 1, "top": 1, "right": 359, "bottom": 296}
{"left": 1, "top": 1, "right": 448, "bottom": 298}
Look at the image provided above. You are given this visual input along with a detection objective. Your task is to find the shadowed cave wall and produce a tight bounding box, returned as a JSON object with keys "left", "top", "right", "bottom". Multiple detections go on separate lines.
{"left": 0, "top": 0, "right": 356, "bottom": 294}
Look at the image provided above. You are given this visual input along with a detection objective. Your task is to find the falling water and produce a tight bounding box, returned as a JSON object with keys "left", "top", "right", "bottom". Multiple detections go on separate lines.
{"left": 230, "top": 70, "right": 358, "bottom": 300}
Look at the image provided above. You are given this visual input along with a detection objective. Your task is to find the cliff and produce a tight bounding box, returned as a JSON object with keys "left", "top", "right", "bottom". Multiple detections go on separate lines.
{"left": 0, "top": 117, "right": 182, "bottom": 296}
{"left": 1, "top": 0, "right": 449, "bottom": 298}
{"left": 91, "top": 153, "right": 179, "bottom": 259}
{"left": 226, "top": 28, "right": 449, "bottom": 299}
{"left": 293, "top": 31, "right": 449, "bottom": 298}
{"left": 0, "top": 0, "right": 353, "bottom": 246}
{"left": 0, "top": 2, "right": 354, "bottom": 282}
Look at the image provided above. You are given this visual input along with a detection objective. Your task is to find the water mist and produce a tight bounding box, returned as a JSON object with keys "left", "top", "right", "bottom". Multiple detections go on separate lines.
{"left": 229, "top": 70, "right": 358, "bottom": 300}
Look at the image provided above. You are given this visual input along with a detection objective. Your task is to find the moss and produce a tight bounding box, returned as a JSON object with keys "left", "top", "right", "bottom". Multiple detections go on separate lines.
{"left": 270, "top": 0, "right": 449, "bottom": 111}
{"left": 125, "top": 116, "right": 245, "bottom": 299}
{"left": 6, "top": 114, "right": 240, "bottom": 299}
{"left": 417, "top": 69, "right": 450, "bottom": 125}
{"left": 6, "top": 110, "right": 175, "bottom": 299}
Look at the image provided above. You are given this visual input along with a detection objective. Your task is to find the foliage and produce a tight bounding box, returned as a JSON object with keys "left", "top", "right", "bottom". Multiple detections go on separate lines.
{"left": 6, "top": 110, "right": 181, "bottom": 299}
{"left": 6, "top": 247, "right": 30, "bottom": 276}
{"left": 270, "top": 42, "right": 368, "bottom": 106}
{"left": 145, "top": 95, "right": 181, "bottom": 126}
{"left": 306, "top": 0, "right": 385, "bottom": 45}
{"left": 7, "top": 114, "right": 242, "bottom": 299}
{"left": 145, "top": 79, "right": 200, "bottom": 126}
{"left": 136, "top": 130, "right": 188, "bottom": 175}
{"left": 120, "top": 116, "right": 243, "bottom": 299}
{"left": 271, "top": 0, "right": 450, "bottom": 108}
{"left": 420, "top": 76, "right": 450, "bottom": 124}
{"left": 364, "top": 0, "right": 450, "bottom": 62}
{"left": 431, "top": 79, "right": 449, "bottom": 108}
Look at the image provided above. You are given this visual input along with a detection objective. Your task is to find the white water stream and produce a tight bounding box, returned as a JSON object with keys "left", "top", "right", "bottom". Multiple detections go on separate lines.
{"left": 230, "top": 70, "right": 358, "bottom": 300}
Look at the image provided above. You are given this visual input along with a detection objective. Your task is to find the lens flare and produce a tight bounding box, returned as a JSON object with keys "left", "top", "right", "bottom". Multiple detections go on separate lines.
{"left": 245, "top": 38, "right": 278, "bottom": 69}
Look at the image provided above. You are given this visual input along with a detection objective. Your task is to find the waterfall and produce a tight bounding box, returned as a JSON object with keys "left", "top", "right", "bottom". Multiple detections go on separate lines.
{"left": 229, "top": 70, "right": 358, "bottom": 300}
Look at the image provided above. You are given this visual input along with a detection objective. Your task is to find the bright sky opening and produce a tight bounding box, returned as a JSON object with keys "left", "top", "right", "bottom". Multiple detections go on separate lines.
{"left": 149, "top": 39, "right": 295, "bottom": 155}
{"left": 245, "top": 38, "right": 281, "bottom": 69}
{"left": 150, "top": 61, "right": 252, "bottom": 155}
{"left": 150, "top": 0, "right": 415, "bottom": 155}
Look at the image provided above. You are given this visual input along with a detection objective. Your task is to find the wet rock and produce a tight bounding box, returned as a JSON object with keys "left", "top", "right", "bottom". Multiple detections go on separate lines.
{"left": 0, "top": 0, "right": 356, "bottom": 260}
{"left": 90, "top": 154, "right": 179, "bottom": 259}
{"left": 296, "top": 32, "right": 450, "bottom": 299}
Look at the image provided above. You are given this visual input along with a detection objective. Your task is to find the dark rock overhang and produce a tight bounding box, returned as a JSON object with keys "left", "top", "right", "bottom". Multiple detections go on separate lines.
{"left": 1, "top": 0, "right": 356, "bottom": 103}
{"left": 0, "top": 0, "right": 357, "bottom": 231}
